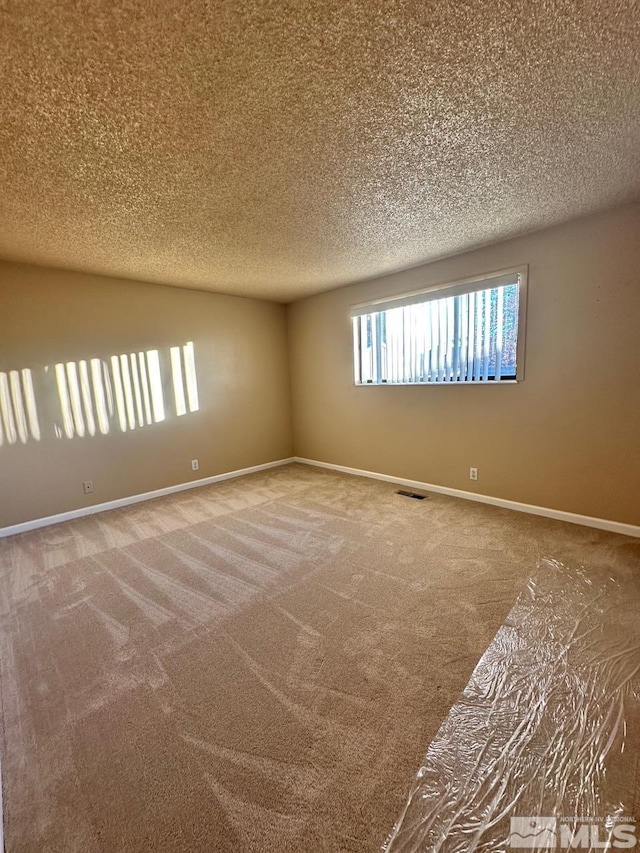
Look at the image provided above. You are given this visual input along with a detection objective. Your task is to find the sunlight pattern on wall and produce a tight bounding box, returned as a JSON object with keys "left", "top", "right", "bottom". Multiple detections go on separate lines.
{"left": 102, "top": 350, "right": 166, "bottom": 436}
{"left": 0, "top": 369, "right": 41, "bottom": 446}
{"left": 0, "top": 342, "right": 199, "bottom": 446}
{"left": 170, "top": 342, "right": 199, "bottom": 417}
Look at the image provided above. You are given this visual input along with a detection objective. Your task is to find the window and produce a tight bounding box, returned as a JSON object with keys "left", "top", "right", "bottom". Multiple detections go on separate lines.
{"left": 351, "top": 266, "right": 527, "bottom": 385}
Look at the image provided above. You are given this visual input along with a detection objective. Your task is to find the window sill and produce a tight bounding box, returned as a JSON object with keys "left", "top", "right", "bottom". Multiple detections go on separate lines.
{"left": 354, "top": 380, "right": 520, "bottom": 387}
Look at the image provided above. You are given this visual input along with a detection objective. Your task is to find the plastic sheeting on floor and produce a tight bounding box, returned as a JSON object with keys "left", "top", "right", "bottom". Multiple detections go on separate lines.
{"left": 384, "top": 558, "right": 640, "bottom": 851}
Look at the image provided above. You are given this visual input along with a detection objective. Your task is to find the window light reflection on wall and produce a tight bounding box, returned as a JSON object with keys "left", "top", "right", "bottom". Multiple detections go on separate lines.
{"left": 170, "top": 346, "right": 187, "bottom": 417}
{"left": 0, "top": 369, "right": 41, "bottom": 446}
{"left": 2, "top": 342, "right": 198, "bottom": 446}
{"left": 170, "top": 342, "right": 199, "bottom": 417}
{"left": 56, "top": 346, "right": 194, "bottom": 438}
{"left": 61, "top": 349, "right": 168, "bottom": 438}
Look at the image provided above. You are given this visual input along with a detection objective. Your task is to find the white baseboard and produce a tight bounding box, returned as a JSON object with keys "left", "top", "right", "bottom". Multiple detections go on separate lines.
{"left": 0, "top": 458, "right": 295, "bottom": 538}
{"left": 294, "top": 457, "right": 640, "bottom": 539}
{"left": 3, "top": 455, "right": 637, "bottom": 540}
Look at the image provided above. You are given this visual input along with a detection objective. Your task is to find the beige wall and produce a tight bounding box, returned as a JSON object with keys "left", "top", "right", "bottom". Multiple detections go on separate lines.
{"left": 0, "top": 263, "right": 293, "bottom": 527}
{"left": 288, "top": 204, "right": 640, "bottom": 526}
{"left": 2, "top": 204, "right": 639, "bottom": 530}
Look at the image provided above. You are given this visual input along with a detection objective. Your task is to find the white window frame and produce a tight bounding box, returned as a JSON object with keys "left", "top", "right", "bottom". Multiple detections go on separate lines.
{"left": 350, "top": 265, "right": 528, "bottom": 386}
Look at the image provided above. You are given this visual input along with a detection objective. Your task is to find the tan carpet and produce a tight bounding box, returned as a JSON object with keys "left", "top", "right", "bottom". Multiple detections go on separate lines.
{"left": 0, "top": 463, "right": 638, "bottom": 852}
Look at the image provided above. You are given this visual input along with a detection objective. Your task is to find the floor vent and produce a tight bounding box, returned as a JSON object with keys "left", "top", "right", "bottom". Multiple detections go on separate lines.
{"left": 396, "top": 490, "right": 427, "bottom": 500}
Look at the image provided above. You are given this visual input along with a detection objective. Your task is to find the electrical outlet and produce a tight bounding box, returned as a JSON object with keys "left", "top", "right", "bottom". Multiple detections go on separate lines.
{"left": 191, "top": 459, "right": 199, "bottom": 472}
{"left": 82, "top": 480, "right": 94, "bottom": 495}
{"left": 469, "top": 467, "right": 478, "bottom": 481}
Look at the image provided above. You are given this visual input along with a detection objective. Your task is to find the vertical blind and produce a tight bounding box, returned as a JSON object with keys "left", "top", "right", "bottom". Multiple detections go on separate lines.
{"left": 351, "top": 269, "right": 526, "bottom": 385}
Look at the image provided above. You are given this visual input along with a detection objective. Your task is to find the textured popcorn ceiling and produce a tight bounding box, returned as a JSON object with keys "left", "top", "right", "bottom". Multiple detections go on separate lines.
{"left": 1, "top": 1, "right": 639, "bottom": 302}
